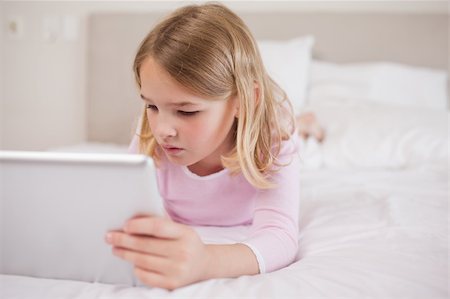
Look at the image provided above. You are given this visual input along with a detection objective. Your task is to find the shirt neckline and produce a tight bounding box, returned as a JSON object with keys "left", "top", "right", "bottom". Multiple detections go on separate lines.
{"left": 181, "top": 165, "right": 229, "bottom": 180}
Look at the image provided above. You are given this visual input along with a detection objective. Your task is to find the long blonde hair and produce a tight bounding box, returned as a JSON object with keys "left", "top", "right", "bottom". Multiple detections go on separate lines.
{"left": 133, "top": 2, "right": 295, "bottom": 189}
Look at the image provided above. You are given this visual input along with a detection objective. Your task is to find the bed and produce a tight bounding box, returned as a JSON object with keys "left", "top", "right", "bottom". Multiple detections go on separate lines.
{"left": 2, "top": 6, "right": 448, "bottom": 299}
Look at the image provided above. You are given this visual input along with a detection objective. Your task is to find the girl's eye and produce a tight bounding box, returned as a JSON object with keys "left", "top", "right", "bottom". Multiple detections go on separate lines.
{"left": 146, "top": 104, "right": 198, "bottom": 116}
{"left": 178, "top": 111, "right": 199, "bottom": 116}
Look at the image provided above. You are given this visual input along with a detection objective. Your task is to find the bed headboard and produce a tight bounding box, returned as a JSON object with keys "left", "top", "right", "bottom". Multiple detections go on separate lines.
{"left": 87, "top": 11, "right": 448, "bottom": 144}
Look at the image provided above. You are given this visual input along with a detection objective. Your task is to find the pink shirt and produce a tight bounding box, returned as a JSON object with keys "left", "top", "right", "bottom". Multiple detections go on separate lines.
{"left": 128, "top": 135, "right": 300, "bottom": 273}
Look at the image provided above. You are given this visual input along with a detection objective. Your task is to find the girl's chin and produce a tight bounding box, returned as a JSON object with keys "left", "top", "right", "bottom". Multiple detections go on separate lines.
{"left": 164, "top": 152, "right": 195, "bottom": 166}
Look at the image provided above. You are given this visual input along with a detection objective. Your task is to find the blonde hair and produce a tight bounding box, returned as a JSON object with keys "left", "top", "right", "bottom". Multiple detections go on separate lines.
{"left": 133, "top": 2, "right": 295, "bottom": 189}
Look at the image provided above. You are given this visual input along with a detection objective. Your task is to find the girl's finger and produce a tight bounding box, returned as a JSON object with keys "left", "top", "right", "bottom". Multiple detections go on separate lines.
{"left": 134, "top": 266, "right": 178, "bottom": 290}
{"left": 124, "top": 216, "right": 185, "bottom": 239}
{"left": 113, "top": 247, "right": 170, "bottom": 274}
{"left": 106, "top": 232, "right": 176, "bottom": 257}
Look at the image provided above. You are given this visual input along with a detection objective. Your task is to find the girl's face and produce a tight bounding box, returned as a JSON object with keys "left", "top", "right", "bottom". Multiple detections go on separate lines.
{"left": 139, "top": 57, "right": 238, "bottom": 176}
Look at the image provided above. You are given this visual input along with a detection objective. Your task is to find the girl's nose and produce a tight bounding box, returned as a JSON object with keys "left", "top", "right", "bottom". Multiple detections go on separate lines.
{"left": 154, "top": 118, "right": 177, "bottom": 139}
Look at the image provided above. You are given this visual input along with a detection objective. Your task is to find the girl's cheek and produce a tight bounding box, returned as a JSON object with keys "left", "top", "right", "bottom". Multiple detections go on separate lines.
{"left": 184, "top": 118, "right": 205, "bottom": 135}
{"left": 146, "top": 111, "right": 154, "bottom": 126}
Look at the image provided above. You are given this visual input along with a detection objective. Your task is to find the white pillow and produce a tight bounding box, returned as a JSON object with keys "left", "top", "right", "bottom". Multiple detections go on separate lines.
{"left": 307, "top": 102, "right": 448, "bottom": 169}
{"left": 308, "top": 61, "right": 448, "bottom": 110}
{"left": 258, "top": 36, "right": 315, "bottom": 114}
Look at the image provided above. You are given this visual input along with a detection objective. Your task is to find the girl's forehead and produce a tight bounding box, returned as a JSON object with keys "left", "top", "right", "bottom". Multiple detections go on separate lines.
{"left": 140, "top": 56, "right": 233, "bottom": 107}
{"left": 140, "top": 57, "right": 176, "bottom": 87}
{"left": 140, "top": 58, "right": 198, "bottom": 101}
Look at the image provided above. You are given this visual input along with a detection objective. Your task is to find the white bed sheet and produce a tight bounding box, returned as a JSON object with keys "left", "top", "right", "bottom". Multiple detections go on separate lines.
{"left": 2, "top": 163, "right": 447, "bottom": 298}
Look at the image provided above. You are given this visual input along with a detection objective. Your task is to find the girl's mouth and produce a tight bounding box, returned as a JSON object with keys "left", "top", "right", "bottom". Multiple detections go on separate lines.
{"left": 162, "top": 145, "right": 184, "bottom": 155}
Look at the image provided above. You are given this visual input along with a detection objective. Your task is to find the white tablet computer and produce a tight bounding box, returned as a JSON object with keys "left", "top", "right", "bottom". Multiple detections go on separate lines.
{"left": 0, "top": 151, "right": 164, "bottom": 285}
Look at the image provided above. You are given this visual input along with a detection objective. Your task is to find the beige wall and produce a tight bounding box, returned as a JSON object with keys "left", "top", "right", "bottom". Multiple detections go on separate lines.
{"left": 0, "top": 1, "right": 447, "bottom": 151}
{"left": 2, "top": 1, "right": 89, "bottom": 151}
{"left": 0, "top": 2, "right": 4, "bottom": 149}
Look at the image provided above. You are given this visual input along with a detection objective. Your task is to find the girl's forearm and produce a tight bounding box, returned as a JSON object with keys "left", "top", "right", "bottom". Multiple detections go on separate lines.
{"left": 203, "top": 243, "right": 260, "bottom": 280}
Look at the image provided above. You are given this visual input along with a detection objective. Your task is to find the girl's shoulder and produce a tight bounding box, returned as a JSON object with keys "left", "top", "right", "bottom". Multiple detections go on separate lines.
{"left": 266, "top": 132, "right": 300, "bottom": 176}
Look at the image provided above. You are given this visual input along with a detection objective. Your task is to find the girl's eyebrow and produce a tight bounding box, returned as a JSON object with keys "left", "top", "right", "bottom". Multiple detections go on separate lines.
{"left": 140, "top": 94, "right": 199, "bottom": 107}
{"left": 140, "top": 94, "right": 153, "bottom": 102}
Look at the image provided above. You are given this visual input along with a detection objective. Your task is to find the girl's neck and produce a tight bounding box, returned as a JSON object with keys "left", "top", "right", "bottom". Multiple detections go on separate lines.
{"left": 187, "top": 163, "right": 224, "bottom": 177}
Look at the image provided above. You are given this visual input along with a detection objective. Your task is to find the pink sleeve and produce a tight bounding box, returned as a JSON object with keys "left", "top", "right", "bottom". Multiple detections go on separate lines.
{"left": 128, "top": 134, "right": 140, "bottom": 154}
{"left": 241, "top": 135, "right": 300, "bottom": 273}
{"left": 128, "top": 117, "right": 143, "bottom": 154}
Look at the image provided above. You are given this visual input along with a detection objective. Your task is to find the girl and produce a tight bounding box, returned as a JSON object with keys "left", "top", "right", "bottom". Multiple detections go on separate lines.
{"left": 105, "top": 2, "right": 300, "bottom": 290}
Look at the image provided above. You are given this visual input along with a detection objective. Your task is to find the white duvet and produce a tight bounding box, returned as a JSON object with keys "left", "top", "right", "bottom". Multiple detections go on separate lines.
{"left": 2, "top": 164, "right": 448, "bottom": 298}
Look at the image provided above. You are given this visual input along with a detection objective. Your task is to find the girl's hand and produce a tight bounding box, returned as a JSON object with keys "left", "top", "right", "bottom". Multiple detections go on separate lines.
{"left": 105, "top": 216, "right": 210, "bottom": 290}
